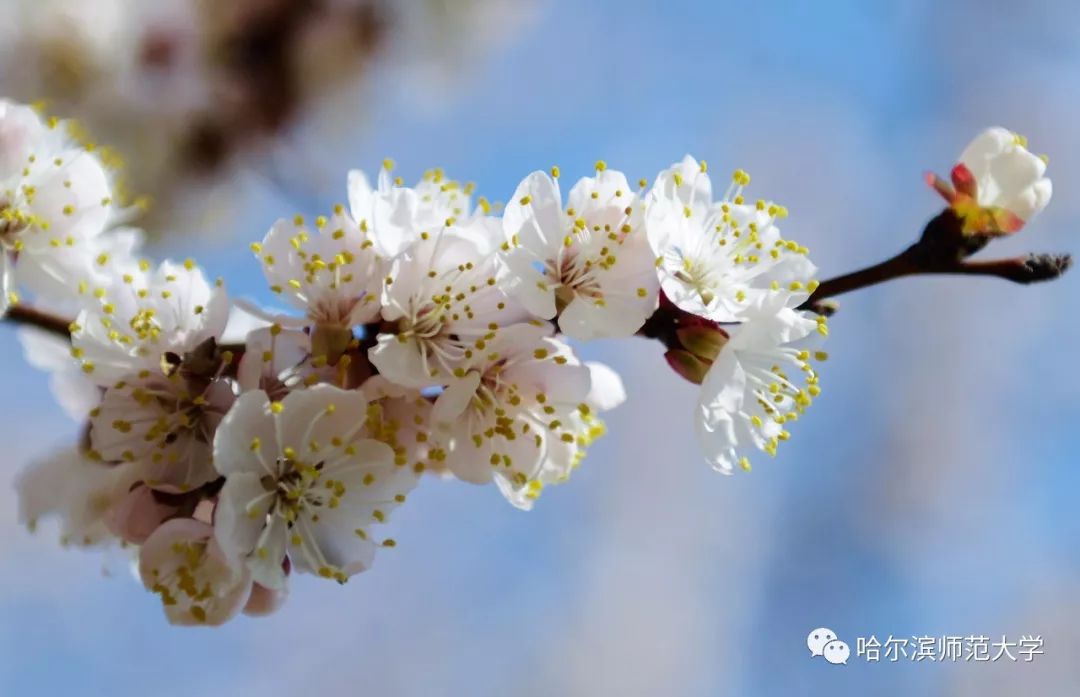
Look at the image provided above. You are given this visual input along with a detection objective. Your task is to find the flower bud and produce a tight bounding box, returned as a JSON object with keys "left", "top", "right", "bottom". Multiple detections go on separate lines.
{"left": 675, "top": 325, "right": 729, "bottom": 362}
{"left": 926, "top": 127, "right": 1051, "bottom": 237}
{"left": 105, "top": 484, "right": 179, "bottom": 545}
{"left": 243, "top": 583, "right": 289, "bottom": 617}
{"left": 664, "top": 349, "right": 712, "bottom": 385}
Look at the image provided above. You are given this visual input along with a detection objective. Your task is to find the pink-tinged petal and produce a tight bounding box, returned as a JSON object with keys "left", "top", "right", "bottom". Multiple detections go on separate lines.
{"left": 432, "top": 371, "right": 481, "bottom": 425}
{"left": 950, "top": 163, "right": 978, "bottom": 198}
{"left": 989, "top": 208, "right": 1026, "bottom": 235}
{"left": 139, "top": 518, "right": 252, "bottom": 627}
{"left": 106, "top": 484, "right": 179, "bottom": 545}
{"left": 243, "top": 583, "right": 288, "bottom": 617}
{"left": 925, "top": 172, "right": 956, "bottom": 204}
{"left": 444, "top": 436, "right": 498, "bottom": 485}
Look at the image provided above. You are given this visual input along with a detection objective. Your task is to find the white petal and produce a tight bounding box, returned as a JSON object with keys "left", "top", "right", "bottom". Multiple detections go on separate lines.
{"left": 559, "top": 294, "right": 650, "bottom": 341}
{"left": 503, "top": 171, "right": 564, "bottom": 254}
{"left": 277, "top": 383, "right": 370, "bottom": 456}
{"left": 368, "top": 333, "right": 434, "bottom": 388}
{"left": 499, "top": 248, "right": 557, "bottom": 319}
{"left": 139, "top": 518, "right": 252, "bottom": 626}
{"left": 214, "top": 472, "right": 272, "bottom": 565}
{"left": 432, "top": 371, "right": 481, "bottom": 424}
{"left": 584, "top": 361, "right": 626, "bottom": 411}
{"left": 347, "top": 169, "right": 374, "bottom": 223}
{"left": 248, "top": 513, "right": 289, "bottom": 590}
{"left": 213, "top": 391, "right": 278, "bottom": 477}
{"left": 959, "top": 127, "right": 1013, "bottom": 181}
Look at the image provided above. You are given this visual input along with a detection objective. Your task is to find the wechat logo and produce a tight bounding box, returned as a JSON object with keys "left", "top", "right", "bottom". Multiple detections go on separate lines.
{"left": 808, "top": 627, "right": 850, "bottom": 665}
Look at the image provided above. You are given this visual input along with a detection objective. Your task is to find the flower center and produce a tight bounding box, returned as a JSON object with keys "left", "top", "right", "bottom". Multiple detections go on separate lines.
{"left": 546, "top": 249, "right": 603, "bottom": 311}
{"left": 264, "top": 458, "right": 338, "bottom": 525}
{"left": 673, "top": 253, "right": 717, "bottom": 306}
{"left": 309, "top": 294, "right": 363, "bottom": 327}
{"left": 147, "top": 540, "right": 216, "bottom": 622}
{"left": 0, "top": 199, "right": 33, "bottom": 248}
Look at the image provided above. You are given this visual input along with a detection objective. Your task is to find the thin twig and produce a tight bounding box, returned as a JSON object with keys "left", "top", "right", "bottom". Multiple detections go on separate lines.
{"left": 3, "top": 305, "right": 73, "bottom": 339}
{"left": 800, "top": 210, "right": 1072, "bottom": 310}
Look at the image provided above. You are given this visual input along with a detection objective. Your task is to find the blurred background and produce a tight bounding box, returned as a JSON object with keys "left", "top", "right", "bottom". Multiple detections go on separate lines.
{"left": 2, "top": 1, "right": 1079, "bottom": 695}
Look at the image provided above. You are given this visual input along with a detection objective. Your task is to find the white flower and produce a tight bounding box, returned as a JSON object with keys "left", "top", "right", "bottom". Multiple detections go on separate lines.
{"left": 646, "top": 156, "right": 817, "bottom": 322}
{"left": 16, "top": 446, "right": 138, "bottom": 547}
{"left": 500, "top": 164, "right": 659, "bottom": 340}
{"left": 695, "top": 296, "right": 826, "bottom": 474}
{"left": 349, "top": 162, "right": 481, "bottom": 258}
{"left": 928, "top": 127, "right": 1052, "bottom": 235}
{"left": 253, "top": 209, "right": 382, "bottom": 334}
{"left": 370, "top": 220, "right": 523, "bottom": 388}
{"left": 236, "top": 324, "right": 317, "bottom": 398}
{"left": 213, "top": 385, "right": 417, "bottom": 588}
{"left": 138, "top": 518, "right": 252, "bottom": 627}
{"left": 495, "top": 359, "right": 625, "bottom": 510}
{"left": 430, "top": 321, "right": 603, "bottom": 507}
{"left": 0, "top": 100, "right": 116, "bottom": 311}
{"left": 71, "top": 259, "right": 229, "bottom": 385}
{"left": 959, "top": 128, "right": 1052, "bottom": 224}
{"left": 359, "top": 375, "right": 448, "bottom": 477}
{"left": 88, "top": 373, "right": 234, "bottom": 492}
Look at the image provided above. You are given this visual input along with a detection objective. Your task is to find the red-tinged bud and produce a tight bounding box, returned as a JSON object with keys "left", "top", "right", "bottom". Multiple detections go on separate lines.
{"left": 665, "top": 349, "right": 711, "bottom": 385}
{"left": 925, "top": 164, "right": 1026, "bottom": 238}
{"left": 676, "top": 324, "right": 729, "bottom": 362}
{"left": 243, "top": 583, "right": 288, "bottom": 617}
{"left": 950, "top": 163, "right": 977, "bottom": 198}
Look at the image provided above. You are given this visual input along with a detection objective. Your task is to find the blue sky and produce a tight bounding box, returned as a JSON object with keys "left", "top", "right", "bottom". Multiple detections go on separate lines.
{"left": 2, "top": 1, "right": 1080, "bottom": 695}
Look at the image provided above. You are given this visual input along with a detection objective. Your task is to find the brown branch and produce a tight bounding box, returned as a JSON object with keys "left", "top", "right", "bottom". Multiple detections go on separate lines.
{"left": 3, "top": 304, "right": 73, "bottom": 339}
{"left": 800, "top": 209, "right": 1072, "bottom": 311}
{"left": 949, "top": 253, "right": 1073, "bottom": 284}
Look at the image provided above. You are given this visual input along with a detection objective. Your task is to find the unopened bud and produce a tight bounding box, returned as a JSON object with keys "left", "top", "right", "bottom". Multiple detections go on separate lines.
{"left": 243, "top": 583, "right": 288, "bottom": 617}
{"left": 676, "top": 325, "right": 729, "bottom": 362}
{"left": 664, "top": 349, "right": 711, "bottom": 385}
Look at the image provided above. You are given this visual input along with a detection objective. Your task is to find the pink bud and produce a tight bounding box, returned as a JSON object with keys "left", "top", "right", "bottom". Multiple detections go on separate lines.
{"left": 243, "top": 582, "right": 288, "bottom": 617}
{"left": 676, "top": 325, "right": 729, "bottom": 362}
{"left": 664, "top": 349, "right": 711, "bottom": 385}
{"left": 105, "top": 485, "right": 178, "bottom": 545}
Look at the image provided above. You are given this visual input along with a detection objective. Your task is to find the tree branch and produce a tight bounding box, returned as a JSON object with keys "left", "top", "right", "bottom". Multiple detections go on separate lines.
{"left": 2, "top": 208, "right": 1072, "bottom": 356}
{"left": 2, "top": 305, "right": 73, "bottom": 339}
{"left": 800, "top": 209, "right": 1072, "bottom": 311}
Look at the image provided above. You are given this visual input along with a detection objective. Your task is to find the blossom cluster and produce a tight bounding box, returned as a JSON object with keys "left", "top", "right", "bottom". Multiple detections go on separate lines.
{"left": 5, "top": 97, "right": 1052, "bottom": 626}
